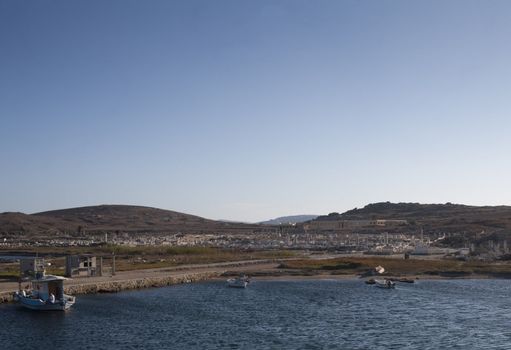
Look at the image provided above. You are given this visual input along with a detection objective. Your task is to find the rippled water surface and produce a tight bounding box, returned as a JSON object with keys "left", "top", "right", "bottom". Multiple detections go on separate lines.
{"left": 2, "top": 279, "right": 511, "bottom": 349}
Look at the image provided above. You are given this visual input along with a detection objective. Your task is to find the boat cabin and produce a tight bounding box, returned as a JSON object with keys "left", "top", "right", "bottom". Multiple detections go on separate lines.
{"left": 29, "top": 275, "right": 66, "bottom": 302}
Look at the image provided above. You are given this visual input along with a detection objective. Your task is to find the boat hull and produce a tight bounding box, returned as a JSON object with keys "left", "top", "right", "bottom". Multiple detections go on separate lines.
{"left": 14, "top": 293, "right": 75, "bottom": 311}
{"left": 227, "top": 279, "right": 249, "bottom": 288}
{"left": 374, "top": 280, "right": 395, "bottom": 289}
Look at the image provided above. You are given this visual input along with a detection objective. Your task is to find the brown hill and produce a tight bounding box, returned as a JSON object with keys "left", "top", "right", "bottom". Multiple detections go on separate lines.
{"left": 0, "top": 205, "right": 262, "bottom": 236}
{"left": 0, "top": 212, "right": 65, "bottom": 234}
{"left": 314, "top": 202, "right": 511, "bottom": 233}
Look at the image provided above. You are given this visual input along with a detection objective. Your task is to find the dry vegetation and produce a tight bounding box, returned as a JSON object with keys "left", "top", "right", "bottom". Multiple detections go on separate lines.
{"left": 279, "top": 257, "right": 511, "bottom": 277}
{"left": 0, "top": 245, "right": 297, "bottom": 278}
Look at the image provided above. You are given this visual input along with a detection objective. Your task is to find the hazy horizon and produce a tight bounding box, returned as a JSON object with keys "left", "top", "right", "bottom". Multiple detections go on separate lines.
{"left": 2, "top": 0, "right": 511, "bottom": 222}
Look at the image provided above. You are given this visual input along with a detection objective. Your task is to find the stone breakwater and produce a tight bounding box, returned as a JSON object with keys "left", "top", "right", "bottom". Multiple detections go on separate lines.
{"left": 0, "top": 259, "right": 284, "bottom": 303}
{"left": 65, "top": 271, "right": 223, "bottom": 295}
{"left": 0, "top": 292, "right": 11, "bottom": 303}
{"left": 0, "top": 271, "right": 223, "bottom": 303}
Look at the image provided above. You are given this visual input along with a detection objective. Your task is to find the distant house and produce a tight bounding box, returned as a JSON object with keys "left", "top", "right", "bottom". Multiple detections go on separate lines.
{"left": 65, "top": 255, "right": 99, "bottom": 277}
{"left": 20, "top": 257, "right": 45, "bottom": 278}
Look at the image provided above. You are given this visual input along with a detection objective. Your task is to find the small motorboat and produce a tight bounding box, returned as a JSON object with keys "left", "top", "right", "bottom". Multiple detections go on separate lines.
{"left": 374, "top": 279, "right": 395, "bottom": 289}
{"left": 227, "top": 274, "right": 250, "bottom": 288}
{"left": 13, "top": 274, "right": 75, "bottom": 311}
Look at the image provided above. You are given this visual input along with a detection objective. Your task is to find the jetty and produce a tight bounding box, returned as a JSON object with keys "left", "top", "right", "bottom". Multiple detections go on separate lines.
{"left": 0, "top": 259, "right": 279, "bottom": 303}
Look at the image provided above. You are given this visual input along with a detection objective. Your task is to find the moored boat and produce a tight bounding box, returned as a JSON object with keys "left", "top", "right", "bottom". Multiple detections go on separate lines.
{"left": 374, "top": 279, "right": 395, "bottom": 289}
{"left": 227, "top": 275, "right": 250, "bottom": 288}
{"left": 13, "top": 274, "right": 75, "bottom": 311}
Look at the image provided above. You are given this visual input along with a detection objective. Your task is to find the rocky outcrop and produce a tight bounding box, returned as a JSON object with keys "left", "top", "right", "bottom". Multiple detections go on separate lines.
{"left": 0, "top": 292, "right": 12, "bottom": 303}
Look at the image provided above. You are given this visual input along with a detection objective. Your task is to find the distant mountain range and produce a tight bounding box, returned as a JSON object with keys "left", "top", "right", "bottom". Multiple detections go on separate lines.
{"left": 259, "top": 215, "right": 318, "bottom": 225}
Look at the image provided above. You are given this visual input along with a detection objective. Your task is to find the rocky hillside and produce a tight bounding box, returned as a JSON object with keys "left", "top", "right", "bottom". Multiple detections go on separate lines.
{"left": 314, "top": 202, "right": 511, "bottom": 233}
{"left": 0, "top": 205, "right": 262, "bottom": 236}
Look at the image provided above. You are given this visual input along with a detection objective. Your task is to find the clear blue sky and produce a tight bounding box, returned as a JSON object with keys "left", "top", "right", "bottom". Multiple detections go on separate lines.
{"left": 1, "top": 0, "right": 510, "bottom": 222}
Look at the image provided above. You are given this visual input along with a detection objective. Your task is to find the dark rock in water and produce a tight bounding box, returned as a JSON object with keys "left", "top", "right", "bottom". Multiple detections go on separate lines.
{"left": 398, "top": 278, "right": 415, "bottom": 283}
{"left": 389, "top": 277, "right": 415, "bottom": 283}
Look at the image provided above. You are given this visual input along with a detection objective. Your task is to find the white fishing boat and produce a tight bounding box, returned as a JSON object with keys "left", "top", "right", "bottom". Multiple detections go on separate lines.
{"left": 13, "top": 274, "right": 76, "bottom": 311}
{"left": 227, "top": 275, "right": 250, "bottom": 288}
{"left": 374, "top": 279, "right": 395, "bottom": 289}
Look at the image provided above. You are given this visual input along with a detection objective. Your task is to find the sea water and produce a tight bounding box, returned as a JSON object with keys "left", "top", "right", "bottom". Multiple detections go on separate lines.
{"left": 1, "top": 279, "right": 510, "bottom": 349}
